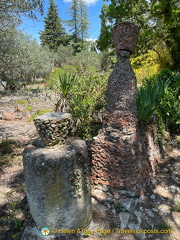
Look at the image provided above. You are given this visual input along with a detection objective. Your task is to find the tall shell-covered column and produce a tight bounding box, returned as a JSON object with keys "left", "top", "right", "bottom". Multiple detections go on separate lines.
{"left": 91, "top": 22, "right": 151, "bottom": 200}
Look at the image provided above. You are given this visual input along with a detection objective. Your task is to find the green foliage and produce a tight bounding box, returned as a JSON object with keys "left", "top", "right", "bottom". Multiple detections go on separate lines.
{"left": 47, "top": 65, "right": 108, "bottom": 138}
{"left": 16, "top": 100, "right": 27, "bottom": 105}
{"left": 158, "top": 222, "right": 173, "bottom": 230}
{"left": 0, "top": 0, "right": 44, "bottom": 36}
{"left": 172, "top": 202, "right": 180, "bottom": 212}
{"left": 66, "top": 0, "right": 90, "bottom": 51}
{"left": 54, "top": 73, "right": 78, "bottom": 112}
{"left": 55, "top": 45, "right": 74, "bottom": 67}
{"left": 71, "top": 51, "right": 102, "bottom": 72}
{"left": 0, "top": 30, "right": 53, "bottom": 90}
{"left": 0, "top": 136, "right": 12, "bottom": 155}
{"left": 56, "top": 73, "right": 77, "bottom": 98}
{"left": 69, "top": 71, "right": 107, "bottom": 138}
{"left": 29, "top": 109, "right": 52, "bottom": 122}
{"left": 39, "top": 0, "right": 66, "bottom": 51}
{"left": 96, "top": 5, "right": 113, "bottom": 51}
{"left": 98, "top": 0, "right": 180, "bottom": 70}
{"left": 23, "top": 106, "right": 33, "bottom": 111}
{"left": 138, "top": 69, "right": 180, "bottom": 136}
{"left": 137, "top": 77, "right": 169, "bottom": 122}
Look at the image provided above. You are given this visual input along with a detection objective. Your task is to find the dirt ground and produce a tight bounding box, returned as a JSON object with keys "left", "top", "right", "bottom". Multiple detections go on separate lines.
{"left": 0, "top": 87, "right": 179, "bottom": 240}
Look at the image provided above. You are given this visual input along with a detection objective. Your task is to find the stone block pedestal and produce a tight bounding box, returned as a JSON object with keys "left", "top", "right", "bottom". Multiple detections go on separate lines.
{"left": 23, "top": 137, "right": 92, "bottom": 232}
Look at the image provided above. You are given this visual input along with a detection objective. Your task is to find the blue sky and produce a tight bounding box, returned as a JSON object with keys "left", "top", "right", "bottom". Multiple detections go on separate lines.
{"left": 19, "top": 0, "right": 103, "bottom": 42}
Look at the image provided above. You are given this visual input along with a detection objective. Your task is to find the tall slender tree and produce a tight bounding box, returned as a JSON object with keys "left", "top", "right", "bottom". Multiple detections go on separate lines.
{"left": 39, "top": 0, "right": 66, "bottom": 51}
{"left": 66, "top": 0, "right": 89, "bottom": 45}
{"left": 67, "top": 0, "right": 80, "bottom": 44}
{"left": 79, "top": 0, "right": 89, "bottom": 44}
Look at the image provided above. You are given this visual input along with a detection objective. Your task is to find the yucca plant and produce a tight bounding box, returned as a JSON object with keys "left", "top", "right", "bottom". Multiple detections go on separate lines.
{"left": 55, "top": 73, "right": 77, "bottom": 112}
{"left": 56, "top": 73, "right": 77, "bottom": 98}
{"left": 137, "top": 78, "right": 170, "bottom": 122}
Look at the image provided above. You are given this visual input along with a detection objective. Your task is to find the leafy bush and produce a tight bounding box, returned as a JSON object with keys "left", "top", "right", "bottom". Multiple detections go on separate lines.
{"left": 47, "top": 66, "right": 108, "bottom": 138}
{"left": 0, "top": 137, "right": 12, "bottom": 155}
{"left": 69, "top": 71, "right": 107, "bottom": 138}
{"left": 55, "top": 44, "right": 74, "bottom": 67}
{"left": 138, "top": 69, "right": 180, "bottom": 136}
{"left": 0, "top": 30, "right": 53, "bottom": 90}
{"left": 137, "top": 77, "right": 170, "bottom": 122}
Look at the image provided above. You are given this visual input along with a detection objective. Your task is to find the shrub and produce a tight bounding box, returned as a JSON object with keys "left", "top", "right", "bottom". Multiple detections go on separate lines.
{"left": 69, "top": 71, "right": 107, "bottom": 138}
{"left": 138, "top": 69, "right": 180, "bottom": 136}
{"left": 137, "top": 77, "right": 169, "bottom": 122}
{"left": 54, "top": 73, "right": 77, "bottom": 112}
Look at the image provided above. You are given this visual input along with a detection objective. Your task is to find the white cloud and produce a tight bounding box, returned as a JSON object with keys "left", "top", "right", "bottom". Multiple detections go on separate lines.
{"left": 64, "top": 0, "right": 99, "bottom": 6}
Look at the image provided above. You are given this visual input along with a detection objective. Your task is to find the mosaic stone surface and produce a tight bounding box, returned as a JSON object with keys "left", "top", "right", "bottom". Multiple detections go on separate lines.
{"left": 91, "top": 22, "right": 160, "bottom": 200}
{"left": 34, "top": 112, "right": 73, "bottom": 146}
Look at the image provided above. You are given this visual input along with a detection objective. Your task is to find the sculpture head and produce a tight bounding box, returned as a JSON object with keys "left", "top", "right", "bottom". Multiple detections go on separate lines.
{"left": 112, "top": 22, "right": 140, "bottom": 55}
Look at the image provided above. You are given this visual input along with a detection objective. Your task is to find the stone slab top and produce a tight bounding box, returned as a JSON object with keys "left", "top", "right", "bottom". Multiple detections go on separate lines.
{"left": 34, "top": 112, "right": 72, "bottom": 121}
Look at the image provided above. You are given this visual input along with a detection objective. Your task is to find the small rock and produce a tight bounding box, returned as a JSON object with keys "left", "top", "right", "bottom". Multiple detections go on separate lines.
{"left": 163, "top": 168, "right": 168, "bottom": 172}
{"left": 148, "top": 234, "right": 154, "bottom": 239}
{"left": 139, "top": 195, "right": 145, "bottom": 203}
{"left": 107, "top": 203, "right": 111, "bottom": 209}
{"left": 150, "top": 194, "right": 156, "bottom": 200}
{"left": 119, "top": 198, "right": 135, "bottom": 212}
{"left": 146, "top": 210, "right": 154, "bottom": 218}
{"left": 118, "top": 190, "right": 136, "bottom": 197}
{"left": 173, "top": 163, "right": 179, "bottom": 168}
{"left": 158, "top": 204, "right": 171, "bottom": 214}
{"left": 172, "top": 212, "right": 180, "bottom": 225}
{"left": 170, "top": 185, "right": 179, "bottom": 193}
{"left": 128, "top": 223, "right": 146, "bottom": 239}
{"left": 134, "top": 198, "right": 139, "bottom": 206}
{"left": 111, "top": 209, "right": 116, "bottom": 214}
{"left": 134, "top": 210, "right": 142, "bottom": 224}
{"left": 119, "top": 212, "right": 130, "bottom": 229}
{"left": 152, "top": 208, "right": 158, "bottom": 212}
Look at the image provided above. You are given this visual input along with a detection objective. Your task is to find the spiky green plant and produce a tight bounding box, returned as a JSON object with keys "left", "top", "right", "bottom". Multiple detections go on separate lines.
{"left": 137, "top": 78, "right": 170, "bottom": 122}
{"left": 56, "top": 73, "right": 77, "bottom": 98}
{"left": 55, "top": 73, "right": 77, "bottom": 112}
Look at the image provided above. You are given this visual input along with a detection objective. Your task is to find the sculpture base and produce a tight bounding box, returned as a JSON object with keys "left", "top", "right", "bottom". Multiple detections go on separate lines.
{"left": 23, "top": 137, "right": 92, "bottom": 230}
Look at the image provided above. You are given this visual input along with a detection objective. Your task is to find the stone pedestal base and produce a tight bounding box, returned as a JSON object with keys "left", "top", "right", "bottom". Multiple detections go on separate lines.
{"left": 23, "top": 138, "right": 92, "bottom": 230}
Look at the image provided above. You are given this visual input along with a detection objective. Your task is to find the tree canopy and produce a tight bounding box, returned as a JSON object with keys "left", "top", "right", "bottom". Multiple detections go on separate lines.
{"left": 66, "top": 0, "right": 89, "bottom": 50}
{"left": 97, "top": 0, "right": 180, "bottom": 70}
{"left": 0, "top": 0, "right": 44, "bottom": 35}
{"left": 39, "top": 0, "right": 66, "bottom": 51}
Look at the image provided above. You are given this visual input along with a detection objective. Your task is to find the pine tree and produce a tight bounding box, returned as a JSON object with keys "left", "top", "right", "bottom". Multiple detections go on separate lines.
{"left": 39, "top": 0, "right": 66, "bottom": 51}
{"left": 66, "top": 0, "right": 89, "bottom": 45}
{"left": 79, "top": 0, "right": 89, "bottom": 44}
